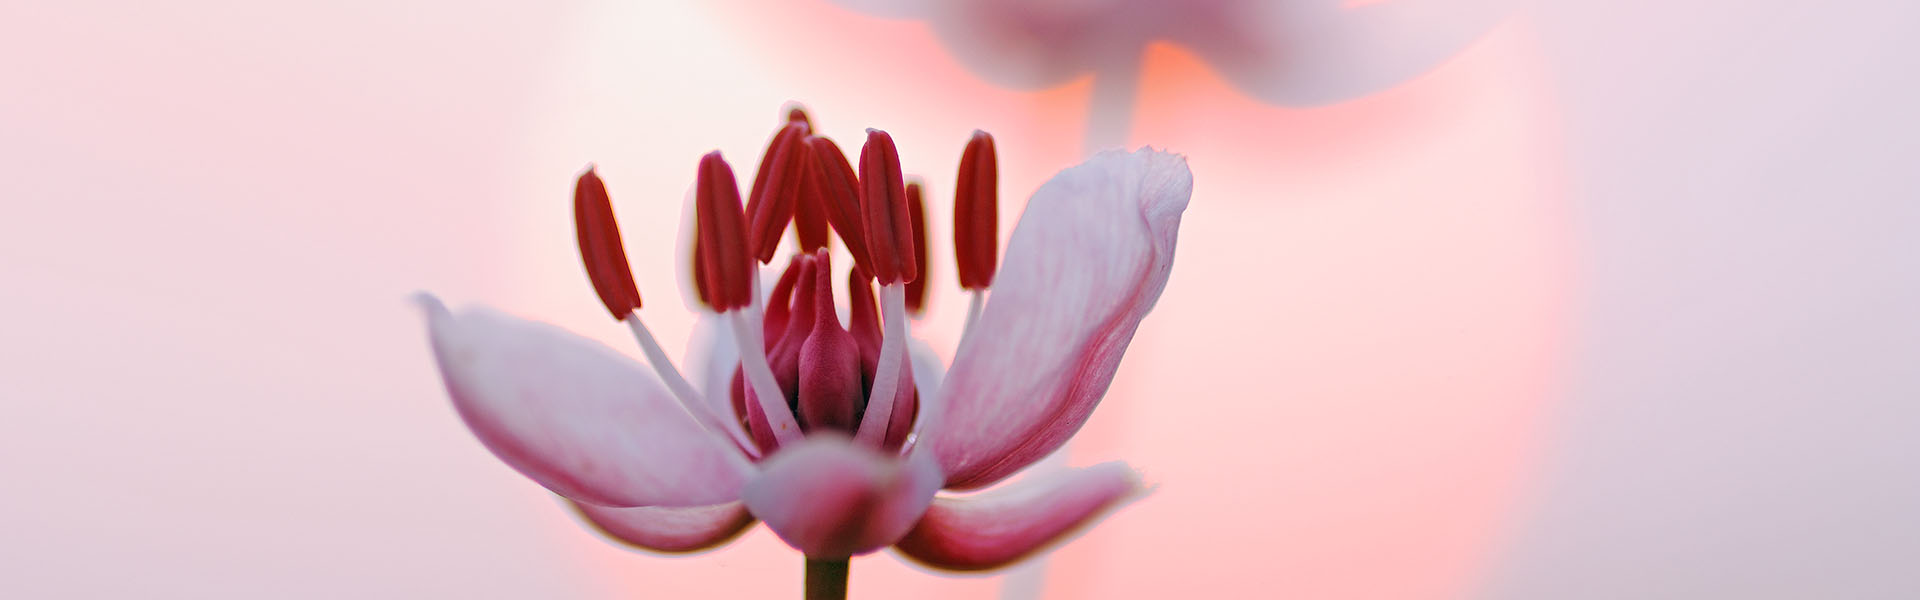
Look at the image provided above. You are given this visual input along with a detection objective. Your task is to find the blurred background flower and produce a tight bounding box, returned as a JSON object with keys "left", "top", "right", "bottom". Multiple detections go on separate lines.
{"left": 826, "top": 0, "right": 1510, "bottom": 148}
{"left": 3, "top": 1, "right": 1916, "bottom": 599}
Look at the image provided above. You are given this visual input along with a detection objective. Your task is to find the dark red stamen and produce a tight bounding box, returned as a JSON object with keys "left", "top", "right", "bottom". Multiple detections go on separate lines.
{"left": 762, "top": 254, "right": 806, "bottom": 349}
{"left": 573, "top": 167, "right": 642, "bottom": 319}
{"left": 954, "top": 130, "right": 999, "bottom": 290}
{"left": 747, "top": 123, "right": 812, "bottom": 263}
{"left": 806, "top": 135, "right": 872, "bottom": 273}
{"left": 797, "top": 250, "right": 864, "bottom": 432}
{"left": 695, "top": 152, "right": 753, "bottom": 311}
{"left": 793, "top": 166, "right": 831, "bottom": 253}
{"left": 746, "top": 120, "right": 802, "bottom": 227}
{"left": 737, "top": 371, "right": 778, "bottom": 454}
{"left": 846, "top": 267, "right": 882, "bottom": 362}
{"left": 882, "top": 387, "right": 918, "bottom": 451}
{"left": 766, "top": 256, "right": 816, "bottom": 416}
{"left": 773, "top": 257, "right": 818, "bottom": 360}
{"left": 859, "top": 129, "right": 917, "bottom": 286}
{"left": 904, "top": 180, "right": 929, "bottom": 315}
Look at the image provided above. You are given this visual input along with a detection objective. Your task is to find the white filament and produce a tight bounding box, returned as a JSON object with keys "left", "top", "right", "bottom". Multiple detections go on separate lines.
{"left": 961, "top": 289, "right": 986, "bottom": 345}
{"left": 727, "top": 308, "right": 802, "bottom": 445}
{"left": 625, "top": 312, "right": 756, "bottom": 455}
{"left": 855, "top": 284, "right": 911, "bottom": 445}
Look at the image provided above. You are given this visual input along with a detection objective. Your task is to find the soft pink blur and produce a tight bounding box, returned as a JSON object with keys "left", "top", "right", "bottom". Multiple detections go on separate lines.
{"left": 0, "top": 0, "right": 1556, "bottom": 597}
{"left": 9, "top": 0, "right": 1914, "bottom": 599}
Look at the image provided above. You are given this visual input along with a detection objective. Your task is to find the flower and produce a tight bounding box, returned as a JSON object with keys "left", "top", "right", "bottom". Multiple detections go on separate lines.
{"left": 416, "top": 108, "right": 1191, "bottom": 571}
{"left": 832, "top": 0, "right": 1510, "bottom": 106}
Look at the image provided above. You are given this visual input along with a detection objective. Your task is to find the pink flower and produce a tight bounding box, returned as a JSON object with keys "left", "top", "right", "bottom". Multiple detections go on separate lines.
{"left": 415, "top": 108, "right": 1192, "bottom": 575}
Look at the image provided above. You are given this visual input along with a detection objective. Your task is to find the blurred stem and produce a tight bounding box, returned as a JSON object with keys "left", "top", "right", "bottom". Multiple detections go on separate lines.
{"left": 1083, "top": 47, "right": 1144, "bottom": 156}
{"left": 805, "top": 557, "right": 849, "bottom": 600}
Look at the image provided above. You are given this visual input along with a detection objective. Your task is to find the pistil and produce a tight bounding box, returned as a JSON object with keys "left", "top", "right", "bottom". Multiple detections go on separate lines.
{"left": 796, "top": 250, "right": 864, "bottom": 431}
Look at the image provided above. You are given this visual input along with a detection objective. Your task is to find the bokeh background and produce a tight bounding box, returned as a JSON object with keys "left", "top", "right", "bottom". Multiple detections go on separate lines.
{"left": 2, "top": 1, "right": 1914, "bottom": 598}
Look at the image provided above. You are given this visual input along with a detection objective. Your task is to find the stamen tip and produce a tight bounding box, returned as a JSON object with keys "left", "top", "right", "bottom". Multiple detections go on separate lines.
{"left": 784, "top": 103, "right": 813, "bottom": 129}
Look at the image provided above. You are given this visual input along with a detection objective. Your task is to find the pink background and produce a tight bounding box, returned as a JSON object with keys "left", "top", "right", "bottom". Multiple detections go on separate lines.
{"left": 3, "top": 1, "right": 1914, "bottom": 598}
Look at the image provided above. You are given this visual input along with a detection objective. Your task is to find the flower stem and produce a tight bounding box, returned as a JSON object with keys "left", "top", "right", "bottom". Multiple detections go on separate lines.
{"left": 805, "top": 557, "right": 849, "bottom": 600}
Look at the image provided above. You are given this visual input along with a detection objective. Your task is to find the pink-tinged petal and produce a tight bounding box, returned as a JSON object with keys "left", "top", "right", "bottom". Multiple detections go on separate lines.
{"left": 570, "top": 500, "right": 756, "bottom": 554}
{"left": 741, "top": 434, "right": 943, "bottom": 558}
{"left": 894, "top": 462, "right": 1145, "bottom": 572}
{"left": 931, "top": 149, "right": 1191, "bottom": 489}
{"left": 896, "top": 337, "right": 946, "bottom": 454}
{"left": 907, "top": 336, "right": 946, "bottom": 402}
{"left": 418, "top": 295, "right": 753, "bottom": 507}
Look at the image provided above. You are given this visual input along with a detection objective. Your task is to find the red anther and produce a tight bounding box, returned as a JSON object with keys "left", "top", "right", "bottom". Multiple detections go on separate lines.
{"left": 746, "top": 121, "right": 808, "bottom": 224}
{"left": 904, "top": 180, "right": 930, "bottom": 315}
{"left": 954, "top": 130, "right": 999, "bottom": 290}
{"left": 797, "top": 250, "right": 865, "bottom": 432}
{"left": 793, "top": 167, "right": 831, "bottom": 253}
{"left": 747, "top": 123, "right": 812, "bottom": 263}
{"left": 690, "top": 233, "right": 713, "bottom": 309}
{"left": 573, "top": 167, "right": 642, "bottom": 319}
{"left": 858, "top": 129, "right": 917, "bottom": 285}
{"left": 694, "top": 152, "right": 753, "bottom": 311}
{"left": 762, "top": 254, "right": 806, "bottom": 349}
{"left": 805, "top": 136, "right": 871, "bottom": 271}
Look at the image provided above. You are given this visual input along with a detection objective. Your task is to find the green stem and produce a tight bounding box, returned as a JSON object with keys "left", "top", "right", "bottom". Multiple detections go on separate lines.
{"left": 805, "top": 557, "right": 850, "bottom": 600}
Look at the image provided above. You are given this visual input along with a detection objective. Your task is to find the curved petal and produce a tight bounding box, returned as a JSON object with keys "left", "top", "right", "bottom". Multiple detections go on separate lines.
{"left": 741, "top": 434, "right": 943, "bottom": 558}
{"left": 897, "top": 336, "right": 946, "bottom": 454}
{"left": 931, "top": 148, "right": 1191, "bottom": 489}
{"left": 570, "top": 500, "right": 756, "bottom": 554}
{"left": 418, "top": 295, "right": 753, "bottom": 507}
{"left": 893, "top": 462, "right": 1145, "bottom": 572}
{"left": 907, "top": 336, "right": 946, "bottom": 402}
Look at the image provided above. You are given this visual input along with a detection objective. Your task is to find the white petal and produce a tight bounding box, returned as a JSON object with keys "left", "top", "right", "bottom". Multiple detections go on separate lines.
{"left": 930, "top": 149, "right": 1191, "bottom": 489}
{"left": 419, "top": 295, "right": 752, "bottom": 507}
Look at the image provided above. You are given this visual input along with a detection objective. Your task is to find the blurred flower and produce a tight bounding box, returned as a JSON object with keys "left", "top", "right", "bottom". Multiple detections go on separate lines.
{"left": 827, "top": 0, "right": 1510, "bottom": 149}
{"left": 415, "top": 109, "right": 1192, "bottom": 576}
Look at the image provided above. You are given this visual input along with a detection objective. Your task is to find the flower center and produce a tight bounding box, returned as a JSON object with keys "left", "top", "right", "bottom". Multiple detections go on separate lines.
{"left": 573, "top": 106, "right": 1002, "bottom": 460}
{"left": 729, "top": 250, "right": 914, "bottom": 453}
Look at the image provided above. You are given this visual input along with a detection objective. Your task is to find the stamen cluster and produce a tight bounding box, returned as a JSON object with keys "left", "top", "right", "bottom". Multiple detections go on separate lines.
{"left": 572, "top": 107, "right": 1001, "bottom": 458}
